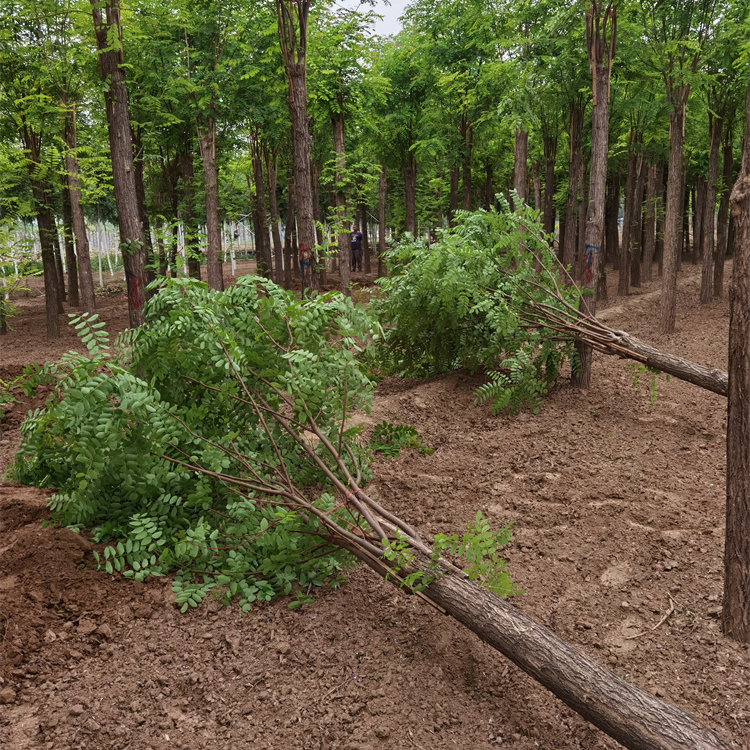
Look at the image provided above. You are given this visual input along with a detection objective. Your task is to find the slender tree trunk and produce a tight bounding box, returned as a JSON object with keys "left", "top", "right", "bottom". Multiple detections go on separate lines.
{"left": 661, "top": 89, "right": 689, "bottom": 333}
{"left": 156, "top": 225, "right": 167, "bottom": 276}
{"left": 91, "top": 0, "right": 148, "bottom": 327}
{"left": 619, "top": 148, "right": 638, "bottom": 295}
{"left": 60, "top": 174, "right": 79, "bottom": 307}
{"left": 132, "top": 128, "right": 155, "bottom": 285}
{"left": 361, "top": 204, "right": 371, "bottom": 275}
{"left": 51, "top": 219, "right": 66, "bottom": 310}
{"left": 532, "top": 160, "right": 542, "bottom": 213}
{"left": 170, "top": 222, "right": 179, "bottom": 278}
{"left": 563, "top": 103, "right": 584, "bottom": 271}
{"left": 576, "top": 155, "right": 587, "bottom": 283}
{"left": 642, "top": 164, "right": 657, "bottom": 283}
{"left": 513, "top": 128, "right": 529, "bottom": 206}
{"left": 693, "top": 177, "right": 706, "bottom": 265}
{"left": 181, "top": 144, "right": 202, "bottom": 280}
{"left": 723, "top": 81, "right": 750, "bottom": 644}
{"left": 575, "top": 5, "right": 615, "bottom": 388}
{"left": 284, "top": 180, "right": 294, "bottom": 290}
{"left": 449, "top": 166, "right": 459, "bottom": 226}
{"left": 558, "top": 216, "right": 566, "bottom": 263}
{"left": 403, "top": 152, "right": 417, "bottom": 236}
{"left": 62, "top": 103, "right": 95, "bottom": 313}
{"left": 700, "top": 114, "right": 723, "bottom": 303}
{"left": 378, "top": 167, "right": 386, "bottom": 278}
{"left": 715, "top": 136, "right": 734, "bottom": 297}
{"left": 462, "top": 118, "right": 473, "bottom": 211}
{"left": 266, "top": 148, "right": 284, "bottom": 287}
{"left": 332, "top": 110, "right": 350, "bottom": 295}
{"left": 250, "top": 135, "right": 272, "bottom": 280}
{"left": 484, "top": 161, "right": 493, "bottom": 211}
{"left": 197, "top": 118, "right": 224, "bottom": 291}
{"left": 630, "top": 155, "right": 646, "bottom": 289}
{"left": 606, "top": 171, "right": 620, "bottom": 272}
{"left": 656, "top": 163, "right": 665, "bottom": 276}
{"left": 543, "top": 135, "right": 557, "bottom": 236}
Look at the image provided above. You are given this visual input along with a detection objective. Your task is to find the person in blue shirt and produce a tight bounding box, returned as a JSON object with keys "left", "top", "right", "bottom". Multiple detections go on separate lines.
{"left": 350, "top": 225, "right": 363, "bottom": 272}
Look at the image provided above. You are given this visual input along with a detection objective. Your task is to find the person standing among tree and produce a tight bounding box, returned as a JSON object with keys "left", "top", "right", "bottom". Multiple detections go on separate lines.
{"left": 350, "top": 223, "right": 363, "bottom": 273}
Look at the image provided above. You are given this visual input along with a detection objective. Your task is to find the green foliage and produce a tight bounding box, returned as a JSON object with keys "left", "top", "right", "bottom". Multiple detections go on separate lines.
{"left": 375, "top": 202, "right": 580, "bottom": 414}
{"left": 12, "top": 277, "right": 381, "bottom": 608}
{"left": 381, "top": 511, "right": 520, "bottom": 600}
{"left": 368, "top": 421, "right": 433, "bottom": 458}
{"left": 628, "top": 363, "right": 672, "bottom": 404}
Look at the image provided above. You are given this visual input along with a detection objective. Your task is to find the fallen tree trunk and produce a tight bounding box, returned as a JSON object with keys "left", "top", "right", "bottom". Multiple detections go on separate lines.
{"left": 423, "top": 568, "right": 733, "bottom": 750}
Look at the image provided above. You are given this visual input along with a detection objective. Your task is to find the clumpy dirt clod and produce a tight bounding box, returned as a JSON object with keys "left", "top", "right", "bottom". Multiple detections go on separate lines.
{"left": 1, "top": 264, "right": 748, "bottom": 750}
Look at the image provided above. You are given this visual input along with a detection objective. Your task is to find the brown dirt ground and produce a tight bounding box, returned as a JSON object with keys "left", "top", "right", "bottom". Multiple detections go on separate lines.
{"left": 1, "top": 262, "right": 748, "bottom": 750}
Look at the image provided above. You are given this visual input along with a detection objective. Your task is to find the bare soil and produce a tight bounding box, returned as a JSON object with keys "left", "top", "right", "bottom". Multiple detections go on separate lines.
{"left": 1, "top": 263, "right": 748, "bottom": 750}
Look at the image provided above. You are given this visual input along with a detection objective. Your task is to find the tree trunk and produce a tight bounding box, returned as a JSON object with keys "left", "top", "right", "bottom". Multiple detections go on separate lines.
{"left": 576, "top": 155, "right": 587, "bottom": 283}
{"left": 284, "top": 181, "right": 294, "bottom": 290}
{"left": 403, "top": 152, "right": 417, "bottom": 236}
{"left": 723, "top": 81, "right": 750, "bottom": 644}
{"left": 266, "top": 149, "right": 284, "bottom": 287}
{"left": 700, "top": 114, "right": 722, "bottom": 303}
{"left": 642, "top": 164, "right": 657, "bottom": 283}
{"left": 60, "top": 173, "right": 79, "bottom": 307}
{"left": 715, "top": 136, "right": 734, "bottom": 297}
{"left": 181, "top": 144, "right": 202, "bottom": 280}
{"left": 378, "top": 167, "right": 386, "bottom": 278}
{"left": 656, "top": 162, "right": 665, "bottom": 276}
{"left": 197, "top": 118, "right": 224, "bottom": 291}
{"left": 30, "top": 179, "right": 61, "bottom": 339}
{"left": 513, "top": 128, "right": 529, "bottom": 206}
{"left": 606, "top": 171, "right": 620, "bottom": 271}
{"left": 575, "top": 6, "right": 616, "bottom": 389}
{"left": 543, "top": 135, "right": 557, "bottom": 236}
{"left": 332, "top": 110, "right": 350, "bottom": 295}
{"left": 462, "top": 118, "right": 473, "bottom": 211}
{"left": 91, "top": 0, "right": 148, "bottom": 328}
{"left": 361, "top": 204, "right": 371, "bottom": 275}
{"left": 619, "top": 148, "right": 638, "bottom": 295}
{"left": 630, "top": 154, "right": 646, "bottom": 289}
{"left": 132, "top": 128, "right": 155, "bottom": 285}
{"left": 693, "top": 177, "right": 706, "bottom": 265}
{"left": 311, "top": 161, "right": 325, "bottom": 275}
{"left": 484, "top": 161, "right": 493, "bottom": 211}
{"left": 251, "top": 135, "right": 272, "bottom": 280}
{"left": 284, "top": 60, "right": 318, "bottom": 291}
{"left": 532, "top": 160, "right": 541, "bottom": 213}
{"left": 51, "top": 218, "right": 66, "bottom": 311}
{"left": 448, "top": 165, "right": 459, "bottom": 226}
{"left": 660, "top": 90, "right": 688, "bottom": 333}
{"left": 62, "top": 103, "right": 95, "bottom": 313}
{"left": 563, "top": 104, "right": 584, "bottom": 271}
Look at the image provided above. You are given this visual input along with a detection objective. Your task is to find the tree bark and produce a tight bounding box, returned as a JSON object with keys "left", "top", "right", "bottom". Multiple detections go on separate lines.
{"left": 30, "top": 177, "right": 61, "bottom": 339}
{"left": 575, "top": 3, "right": 616, "bottom": 389}
{"left": 378, "top": 167, "right": 386, "bottom": 278}
{"left": 332, "top": 109, "right": 350, "bottom": 294}
{"left": 197, "top": 118, "right": 224, "bottom": 291}
{"left": 284, "top": 180, "right": 294, "bottom": 290}
{"left": 51, "top": 218, "right": 66, "bottom": 310}
{"left": 403, "top": 151, "right": 417, "bottom": 236}
{"left": 420, "top": 569, "right": 733, "bottom": 750}
{"left": 656, "top": 162, "right": 665, "bottom": 276}
{"left": 642, "top": 164, "right": 657, "bottom": 283}
{"left": 61, "top": 103, "right": 95, "bottom": 313}
{"left": 606, "top": 171, "right": 620, "bottom": 271}
{"left": 715, "top": 136, "right": 734, "bottom": 297}
{"left": 619, "top": 147, "right": 638, "bottom": 295}
{"left": 266, "top": 148, "right": 284, "bottom": 287}
{"left": 132, "top": 127, "right": 155, "bottom": 285}
{"left": 563, "top": 104, "right": 584, "bottom": 271}
{"left": 693, "top": 177, "right": 706, "bottom": 265}
{"left": 462, "top": 118, "right": 473, "bottom": 211}
{"left": 723, "top": 80, "right": 750, "bottom": 644}
{"left": 700, "top": 114, "right": 722, "bottom": 302}
{"left": 361, "top": 204, "right": 371, "bottom": 275}
{"left": 448, "top": 165, "right": 459, "bottom": 226}
{"left": 630, "top": 154, "right": 646, "bottom": 288}
{"left": 660, "top": 89, "right": 689, "bottom": 333}
{"left": 91, "top": 0, "right": 148, "bottom": 328}
{"left": 513, "top": 127, "right": 529, "bottom": 206}
{"left": 250, "top": 134, "right": 272, "bottom": 280}
{"left": 532, "top": 160, "right": 541, "bottom": 213}
{"left": 60, "top": 173, "right": 79, "bottom": 307}
{"left": 484, "top": 161, "right": 493, "bottom": 211}
{"left": 181, "top": 143, "right": 201, "bottom": 280}
{"left": 543, "top": 134, "right": 557, "bottom": 236}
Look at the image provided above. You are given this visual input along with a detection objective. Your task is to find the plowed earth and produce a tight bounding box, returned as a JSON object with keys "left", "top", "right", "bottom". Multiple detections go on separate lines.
{"left": 1, "top": 262, "right": 748, "bottom": 750}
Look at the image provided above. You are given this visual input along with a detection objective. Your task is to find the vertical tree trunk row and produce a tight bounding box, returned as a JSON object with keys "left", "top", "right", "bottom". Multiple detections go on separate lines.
{"left": 715, "top": 136, "right": 734, "bottom": 298}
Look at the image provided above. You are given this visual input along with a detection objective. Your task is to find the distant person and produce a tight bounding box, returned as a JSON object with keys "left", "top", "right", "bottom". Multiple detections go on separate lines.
{"left": 350, "top": 225, "right": 363, "bottom": 272}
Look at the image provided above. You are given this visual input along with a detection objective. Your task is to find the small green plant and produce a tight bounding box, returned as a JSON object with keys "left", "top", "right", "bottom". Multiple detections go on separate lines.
{"left": 369, "top": 421, "right": 433, "bottom": 457}
{"left": 629, "top": 363, "right": 671, "bottom": 404}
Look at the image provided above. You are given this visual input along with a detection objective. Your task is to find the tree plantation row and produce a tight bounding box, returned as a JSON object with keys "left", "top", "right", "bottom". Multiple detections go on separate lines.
{"left": 0, "top": 0, "right": 748, "bottom": 335}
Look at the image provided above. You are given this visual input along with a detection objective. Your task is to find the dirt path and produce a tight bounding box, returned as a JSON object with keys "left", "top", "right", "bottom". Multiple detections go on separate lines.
{"left": 1, "top": 264, "right": 748, "bottom": 750}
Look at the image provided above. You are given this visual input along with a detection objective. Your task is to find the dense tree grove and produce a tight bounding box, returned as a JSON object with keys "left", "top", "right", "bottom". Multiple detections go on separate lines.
{"left": 1, "top": 0, "right": 747, "bottom": 334}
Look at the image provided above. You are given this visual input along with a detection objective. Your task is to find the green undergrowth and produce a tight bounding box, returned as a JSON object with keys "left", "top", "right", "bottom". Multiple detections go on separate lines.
{"left": 11, "top": 277, "right": 380, "bottom": 611}
{"left": 374, "top": 201, "right": 581, "bottom": 414}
